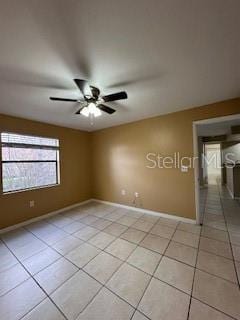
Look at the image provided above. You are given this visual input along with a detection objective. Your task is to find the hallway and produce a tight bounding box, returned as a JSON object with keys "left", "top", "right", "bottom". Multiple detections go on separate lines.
{"left": 194, "top": 184, "right": 240, "bottom": 319}
{"left": 200, "top": 183, "right": 240, "bottom": 285}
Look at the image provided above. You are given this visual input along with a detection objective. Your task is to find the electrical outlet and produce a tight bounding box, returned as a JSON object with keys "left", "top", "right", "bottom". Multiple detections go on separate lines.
{"left": 121, "top": 189, "right": 126, "bottom": 196}
{"left": 29, "top": 200, "right": 35, "bottom": 208}
{"left": 134, "top": 192, "right": 139, "bottom": 198}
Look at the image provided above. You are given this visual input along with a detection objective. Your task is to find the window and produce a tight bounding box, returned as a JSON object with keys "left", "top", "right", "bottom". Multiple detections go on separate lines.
{"left": 1, "top": 132, "right": 60, "bottom": 193}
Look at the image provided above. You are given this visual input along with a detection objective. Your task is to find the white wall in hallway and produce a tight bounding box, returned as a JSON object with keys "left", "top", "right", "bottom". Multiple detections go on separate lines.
{"left": 205, "top": 144, "right": 221, "bottom": 185}
{"left": 223, "top": 142, "right": 240, "bottom": 163}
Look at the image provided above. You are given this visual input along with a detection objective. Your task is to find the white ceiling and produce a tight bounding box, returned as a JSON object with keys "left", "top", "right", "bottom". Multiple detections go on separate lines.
{"left": 0, "top": 0, "right": 239, "bottom": 131}
{"left": 197, "top": 117, "right": 240, "bottom": 136}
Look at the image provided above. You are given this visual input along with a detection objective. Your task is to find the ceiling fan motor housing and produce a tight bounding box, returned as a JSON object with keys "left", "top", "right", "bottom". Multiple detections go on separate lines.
{"left": 49, "top": 79, "right": 128, "bottom": 115}
{"left": 90, "top": 86, "right": 100, "bottom": 99}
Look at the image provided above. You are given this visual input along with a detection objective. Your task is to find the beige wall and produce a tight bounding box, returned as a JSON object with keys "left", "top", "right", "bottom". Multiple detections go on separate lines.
{"left": 0, "top": 114, "right": 91, "bottom": 229}
{"left": 91, "top": 98, "right": 240, "bottom": 220}
{"left": 0, "top": 98, "right": 239, "bottom": 228}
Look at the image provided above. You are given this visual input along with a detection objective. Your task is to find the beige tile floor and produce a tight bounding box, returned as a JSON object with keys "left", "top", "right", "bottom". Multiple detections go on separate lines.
{"left": 0, "top": 185, "right": 240, "bottom": 320}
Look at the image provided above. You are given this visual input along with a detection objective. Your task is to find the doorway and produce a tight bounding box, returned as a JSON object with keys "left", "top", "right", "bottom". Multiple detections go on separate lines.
{"left": 193, "top": 114, "right": 240, "bottom": 224}
{"left": 204, "top": 143, "right": 222, "bottom": 185}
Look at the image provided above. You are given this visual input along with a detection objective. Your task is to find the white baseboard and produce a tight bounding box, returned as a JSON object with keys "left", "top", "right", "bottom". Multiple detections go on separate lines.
{"left": 226, "top": 185, "right": 240, "bottom": 200}
{"left": 0, "top": 199, "right": 92, "bottom": 234}
{"left": 93, "top": 198, "right": 196, "bottom": 224}
{"left": 0, "top": 197, "right": 197, "bottom": 234}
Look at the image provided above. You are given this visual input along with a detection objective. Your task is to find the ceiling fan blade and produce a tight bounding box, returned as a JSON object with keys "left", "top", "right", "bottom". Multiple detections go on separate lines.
{"left": 98, "top": 104, "right": 116, "bottom": 114}
{"left": 102, "top": 91, "right": 127, "bottom": 102}
{"left": 50, "top": 97, "right": 78, "bottom": 102}
{"left": 75, "top": 107, "right": 85, "bottom": 115}
{"left": 74, "top": 79, "right": 92, "bottom": 97}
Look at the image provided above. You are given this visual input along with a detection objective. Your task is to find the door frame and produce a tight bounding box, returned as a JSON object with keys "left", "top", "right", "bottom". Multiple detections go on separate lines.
{"left": 193, "top": 114, "right": 240, "bottom": 225}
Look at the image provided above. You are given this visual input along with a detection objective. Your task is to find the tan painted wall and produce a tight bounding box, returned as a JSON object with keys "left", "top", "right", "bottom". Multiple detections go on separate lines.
{"left": 0, "top": 114, "right": 91, "bottom": 229}
{"left": 0, "top": 98, "right": 239, "bottom": 228}
{"left": 91, "top": 98, "right": 240, "bottom": 220}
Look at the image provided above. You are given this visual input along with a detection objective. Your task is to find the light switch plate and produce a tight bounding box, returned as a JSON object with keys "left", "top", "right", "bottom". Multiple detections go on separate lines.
{"left": 181, "top": 166, "right": 188, "bottom": 172}
{"left": 29, "top": 200, "right": 35, "bottom": 207}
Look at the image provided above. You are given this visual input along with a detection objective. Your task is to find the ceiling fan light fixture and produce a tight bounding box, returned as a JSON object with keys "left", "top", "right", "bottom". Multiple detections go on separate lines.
{"left": 80, "top": 106, "right": 90, "bottom": 117}
{"left": 80, "top": 103, "right": 102, "bottom": 118}
{"left": 93, "top": 107, "right": 102, "bottom": 117}
{"left": 50, "top": 79, "right": 128, "bottom": 118}
{"left": 89, "top": 103, "right": 102, "bottom": 117}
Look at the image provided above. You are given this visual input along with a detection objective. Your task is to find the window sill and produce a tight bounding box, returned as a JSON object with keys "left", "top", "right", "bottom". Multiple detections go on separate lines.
{"left": 2, "top": 183, "right": 61, "bottom": 196}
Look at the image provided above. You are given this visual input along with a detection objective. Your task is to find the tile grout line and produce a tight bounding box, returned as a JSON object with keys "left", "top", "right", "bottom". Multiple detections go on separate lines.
{"left": 128, "top": 220, "right": 167, "bottom": 319}
{"left": 192, "top": 185, "right": 239, "bottom": 320}
{"left": 1, "top": 200, "right": 239, "bottom": 320}
{"left": 2, "top": 209, "right": 234, "bottom": 297}
{"left": 1, "top": 238, "right": 69, "bottom": 320}
{"left": 217, "top": 184, "right": 240, "bottom": 289}
{"left": 0, "top": 209, "right": 235, "bottom": 319}
{"left": 129, "top": 219, "right": 181, "bottom": 320}
{"left": 102, "top": 220, "right": 162, "bottom": 320}
{"left": 17, "top": 218, "right": 113, "bottom": 319}
{"left": 18, "top": 207, "right": 155, "bottom": 319}
{"left": 73, "top": 214, "right": 176, "bottom": 319}
{"left": 0, "top": 205, "right": 231, "bottom": 265}
{"left": 67, "top": 219, "right": 157, "bottom": 319}
{"left": 186, "top": 186, "right": 207, "bottom": 320}
{"left": 0, "top": 204, "right": 119, "bottom": 320}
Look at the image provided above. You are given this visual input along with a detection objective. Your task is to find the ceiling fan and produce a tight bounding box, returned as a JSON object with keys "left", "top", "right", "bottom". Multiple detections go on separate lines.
{"left": 50, "top": 79, "right": 128, "bottom": 118}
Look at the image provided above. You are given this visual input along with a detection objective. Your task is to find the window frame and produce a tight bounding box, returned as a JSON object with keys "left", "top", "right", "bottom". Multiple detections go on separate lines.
{"left": 0, "top": 131, "right": 60, "bottom": 194}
